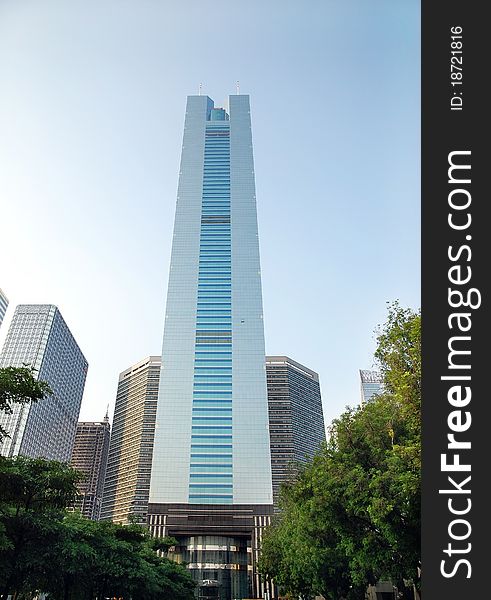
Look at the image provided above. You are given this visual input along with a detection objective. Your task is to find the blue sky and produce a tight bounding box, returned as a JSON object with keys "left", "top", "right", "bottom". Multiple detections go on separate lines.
{"left": 0, "top": 0, "right": 420, "bottom": 428}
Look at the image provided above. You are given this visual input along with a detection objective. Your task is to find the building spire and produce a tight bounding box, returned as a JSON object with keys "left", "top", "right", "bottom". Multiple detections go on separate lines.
{"left": 236, "top": 80, "right": 240, "bottom": 95}
{"left": 104, "top": 405, "right": 109, "bottom": 422}
{"left": 198, "top": 82, "right": 202, "bottom": 96}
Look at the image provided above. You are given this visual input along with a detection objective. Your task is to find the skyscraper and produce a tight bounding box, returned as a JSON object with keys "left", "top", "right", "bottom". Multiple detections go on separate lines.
{"left": 0, "top": 288, "right": 8, "bottom": 328}
{"left": 359, "top": 369, "right": 384, "bottom": 404}
{"left": 148, "top": 95, "right": 273, "bottom": 600}
{"left": 71, "top": 416, "right": 111, "bottom": 520}
{"left": 265, "top": 356, "right": 325, "bottom": 505}
{"left": 101, "top": 356, "right": 160, "bottom": 525}
{"left": 0, "top": 304, "right": 88, "bottom": 461}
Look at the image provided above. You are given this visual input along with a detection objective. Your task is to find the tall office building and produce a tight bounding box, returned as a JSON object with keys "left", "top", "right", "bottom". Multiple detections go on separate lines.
{"left": 266, "top": 356, "right": 325, "bottom": 505}
{"left": 0, "top": 288, "right": 8, "bottom": 328}
{"left": 148, "top": 95, "right": 273, "bottom": 600}
{"left": 0, "top": 305, "right": 88, "bottom": 461}
{"left": 360, "top": 369, "right": 384, "bottom": 404}
{"left": 71, "top": 416, "right": 111, "bottom": 520}
{"left": 101, "top": 356, "right": 160, "bottom": 525}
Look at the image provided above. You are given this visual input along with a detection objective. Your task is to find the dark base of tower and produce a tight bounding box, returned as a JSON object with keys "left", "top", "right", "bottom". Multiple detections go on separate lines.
{"left": 147, "top": 503, "right": 275, "bottom": 600}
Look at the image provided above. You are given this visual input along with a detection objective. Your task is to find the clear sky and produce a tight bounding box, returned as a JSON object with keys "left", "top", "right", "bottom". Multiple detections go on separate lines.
{"left": 0, "top": 0, "right": 420, "bottom": 429}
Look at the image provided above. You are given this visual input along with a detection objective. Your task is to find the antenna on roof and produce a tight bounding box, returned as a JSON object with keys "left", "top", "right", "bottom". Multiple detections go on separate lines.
{"left": 198, "top": 82, "right": 202, "bottom": 96}
{"left": 236, "top": 80, "right": 240, "bottom": 95}
{"left": 104, "top": 404, "right": 109, "bottom": 422}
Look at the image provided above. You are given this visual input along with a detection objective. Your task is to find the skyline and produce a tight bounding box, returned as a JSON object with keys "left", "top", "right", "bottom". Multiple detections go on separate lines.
{"left": 0, "top": 0, "right": 420, "bottom": 428}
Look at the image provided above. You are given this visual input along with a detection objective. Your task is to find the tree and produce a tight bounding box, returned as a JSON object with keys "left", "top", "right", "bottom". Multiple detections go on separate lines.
{"left": 0, "top": 366, "right": 52, "bottom": 443}
{"left": 0, "top": 456, "right": 82, "bottom": 599}
{"left": 259, "top": 303, "right": 421, "bottom": 599}
{"left": 0, "top": 457, "right": 195, "bottom": 600}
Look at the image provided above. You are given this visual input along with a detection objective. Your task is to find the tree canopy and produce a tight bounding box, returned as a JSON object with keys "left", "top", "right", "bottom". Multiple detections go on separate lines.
{"left": 0, "top": 456, "right": 195, "bottom": 600}
{"left": 259, "top": 302, "right": 421, "bottom": 600}
{"left": 0, "top": 366, "right": 52, "bottom": 443}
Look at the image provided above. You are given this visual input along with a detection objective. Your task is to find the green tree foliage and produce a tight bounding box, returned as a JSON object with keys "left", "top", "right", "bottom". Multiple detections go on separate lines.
{"left": 0, "top": 457, "right": 195, "bottom": 600}
{"left": 259, "top": 303, "right": 421, "bottom": 600}
{"left": 0, "top": 456, "right": 82, "bottom": 598}
{"left": 0, "top": 366, "right": 52, "bottom": 443}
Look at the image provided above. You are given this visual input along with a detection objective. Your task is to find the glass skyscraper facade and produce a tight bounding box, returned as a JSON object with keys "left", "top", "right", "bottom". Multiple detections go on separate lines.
{"left": 0, "top": 288, "right": 8, "bottom": 328}
{"left": 101, "top": 356, "right": 160, "bottom": 525}
{"left": 71, "top": 417, "right": 110, "bottom": 521}
{"left": 149, "top": 95, "right": 272, "bottom": 506}
{"left": 0, "top": 304, "right": 88, "bottom": 461}
{"left": 359, "top": 369, "right": 384, "bottom": 404}
{"left": 148, "top": 95, "right": 273, "bottom": 600}
{"left": 266, "top": 356, "right": 325, "bottom": 505}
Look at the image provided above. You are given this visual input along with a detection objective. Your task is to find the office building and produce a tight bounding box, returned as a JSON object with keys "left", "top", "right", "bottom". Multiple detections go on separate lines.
{"left": 71, "top": 415, "right": 111, "bottom": 520}
{"left": 0, "top": 304, "right": 88, "bottom": 461}
{"left": 0, "top": 288, "right": 8, "bottom": 328}
{"left": 101, "top": 356, "right": 160, "bottom": 525}
{"left": 148, "top": 95, "right": 273, "bottom": 600}
{"left": 360, "top": 369, "right": 384, "bottom": 404}
{"left": 266, "top": 356, "right": 325, "bottom": 505}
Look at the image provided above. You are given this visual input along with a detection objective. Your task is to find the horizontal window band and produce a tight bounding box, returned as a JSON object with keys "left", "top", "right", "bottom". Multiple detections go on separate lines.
{"left": 199, "top": 250, "right": 231, "bottom": 253}
{"left": 194, "top": 374, "right": 232, "bottom": 379}
{"left": 191, "top": 444, "right": 232, "bottom": 449}
{"left": 191, "top": 429, "right": 233, "bottom": 435}
{"left": 195, "top": 333, "right": 232, "bottom": 338}
{"left": 198, "top": 278, "right": 232, "bottom": 282}
{"left": 196, "top": 331, "right": 232, "bottom": 337}
{"left": 192, "top": 410, "right": 232, "bottom": 415}
{"left": 200, "top": 221, "right": 230, "bottom": 226}
{"left": 190, "top": 473, "right": 232, "bottom": 479}
{"left": 192, "top": 414, "right": 232, "bottom": 419}
{"left": 190, "top": 462, "right": 233, "bottom": 472}
{"left": 194, "top": 382, "right": 232, "bottom": 390}
{"left": 194, "top": 347, "right": 232, "bottom": 352}
{"left": 192, "top": 417, "right": 232, "bottom": 422}
{"left": 195, "top": 370, "right": 232, "bottom": 375}
{"left": 196, "top": 309, "right": 232, "bottom": 316}
{"left": 191, "top": 422, "right": 232, "bottom": 427}
{"left": 191, "top": 435, "right": 233, "bottom": 439}
{"left": 194, "top": 367, "right": 232, "bottom": 372}
{"left": 193, "top": 384, "right": 232, "bottom": 390}
{"left": 195, "top": 342, "right": 232, "bottom": 347}
{"left": 200, "top": 258, "right": 232, "bottom": 264}
{"left": 190, "top": 461, "right": 233, "bottom": 467}
{"left": 190, "top": 454, "right": 233, "bottom": 459}
{"left": 193, "top": 382, "right": 232, "bottom": 387}
{"left": 197, "top": 270, "right": 232, "bottom": 274}
{"left": 190, "top": 465, "right": 233, "bottom": 471}
{"left": 195, "top": 351, "right": 232, "bottom": 356}
{"left": 196, "top": 298, "right": 232, "bottom": 302}
{"left": 196, "top": 314, "right": 232, "bottom": 322}
{"left": 192, "top": 393, "right": 232, "bottom": 398}
{"left": 190, "top": 479, "right": 233, "bottom": 485}
{"left": 191, "top": 439, "right": 233, "bottom": 443}
{"left": 192, "top": 401, "right": 233, "bottom": 405}
{"left": 194, "top": 354, "right": 232, "bottom": 359}
{"left": 193, "top": 397, "right": 232, "bottom": 402}
{"left": 196, "top": 328, "right": 231, "bottom": 333}
{"left": 197, "top": 297, "right": 232, "bottom": 301}
{"left": 194, "top": 373, "right": 232, "bottom": 382}
{"left": 190, "top": 458, "right": 233, "bottom": 464}
{"left": 191, "top": 427, "right": 233, "bottom": 434}
{"left": 188, "top": 496, "right": 233, "bottom": 501}
{"left": 196, "top": 315, "right": 232, "bottom": 319}
{"left": 189, "top": 484, "right": 233, "bottom": 489}
{"left": 196, "top": 325, "right": 232, "bottom": 336}
{"left": 199, "top": 239, "right": 231, "bottom": 243}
